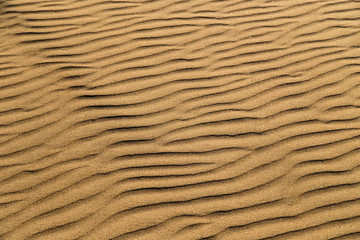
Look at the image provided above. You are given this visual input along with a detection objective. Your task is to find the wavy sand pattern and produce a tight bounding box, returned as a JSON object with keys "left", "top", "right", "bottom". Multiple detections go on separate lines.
{"left": 1, "top": 0, "right": 360, "bottom": 239}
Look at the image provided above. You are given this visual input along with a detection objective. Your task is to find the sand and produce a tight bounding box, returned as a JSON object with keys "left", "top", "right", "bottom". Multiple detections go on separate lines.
{"left": 1, "top": 0, "right": 360, "bottom": 239}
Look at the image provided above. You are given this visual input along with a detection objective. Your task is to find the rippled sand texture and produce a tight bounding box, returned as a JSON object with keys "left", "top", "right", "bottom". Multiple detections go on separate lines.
{"left": 1, "top": 0, "right": 360, "bottom": 239}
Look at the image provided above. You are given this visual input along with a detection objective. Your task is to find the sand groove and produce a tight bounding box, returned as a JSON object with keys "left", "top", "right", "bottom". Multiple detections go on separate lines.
{"left": 1, "top": 0, "right": 360, "bottom": 239}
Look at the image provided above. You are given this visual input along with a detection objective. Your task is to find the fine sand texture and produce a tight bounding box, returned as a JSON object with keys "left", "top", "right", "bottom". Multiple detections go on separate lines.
{"left": 1, "top": 0, "right": 360, "bottom": 239}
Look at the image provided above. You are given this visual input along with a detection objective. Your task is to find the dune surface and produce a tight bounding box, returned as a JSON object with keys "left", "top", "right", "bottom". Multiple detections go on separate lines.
{"left": 1, "top": 0, "right": 360, "bottom": 239}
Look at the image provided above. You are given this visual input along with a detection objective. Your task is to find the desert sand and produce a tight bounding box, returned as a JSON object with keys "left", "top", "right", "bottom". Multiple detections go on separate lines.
{"left": 1, "top": 0, "right": 360, "bottom": 239}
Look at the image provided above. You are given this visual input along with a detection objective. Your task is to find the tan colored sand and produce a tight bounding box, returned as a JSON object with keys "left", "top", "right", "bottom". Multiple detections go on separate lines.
{"left": 1, "top": 0, "right": 360, "bottom": 239}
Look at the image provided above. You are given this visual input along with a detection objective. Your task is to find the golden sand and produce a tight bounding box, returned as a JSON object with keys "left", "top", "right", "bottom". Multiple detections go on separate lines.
{"left": 1, "top": 0, "right": 360, "bottom": 239}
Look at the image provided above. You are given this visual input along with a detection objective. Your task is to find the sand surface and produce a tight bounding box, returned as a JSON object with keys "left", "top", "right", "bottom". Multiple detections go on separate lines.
{"left": 1, "top": 0, "right": 360, "bottom": 239}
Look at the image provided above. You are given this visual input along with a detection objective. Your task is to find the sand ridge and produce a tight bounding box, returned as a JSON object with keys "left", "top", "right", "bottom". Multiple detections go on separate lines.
{"left": 1, "top": 0, "right": 360, "bottom": 239}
